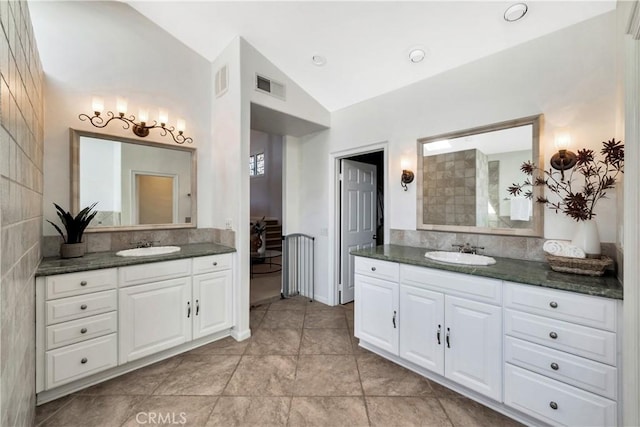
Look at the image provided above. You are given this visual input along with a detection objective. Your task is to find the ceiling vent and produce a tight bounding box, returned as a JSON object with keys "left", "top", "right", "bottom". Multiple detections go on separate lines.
{"left": 215, "top": 65, "right": 228, "bottom": 98}
{"left": 255, "top": 74, "right": 286, "bottom": 100}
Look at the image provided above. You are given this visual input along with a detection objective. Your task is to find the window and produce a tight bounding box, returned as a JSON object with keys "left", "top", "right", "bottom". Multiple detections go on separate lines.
{"left": 249, "top": 153, "right": 265, "bottom": 176}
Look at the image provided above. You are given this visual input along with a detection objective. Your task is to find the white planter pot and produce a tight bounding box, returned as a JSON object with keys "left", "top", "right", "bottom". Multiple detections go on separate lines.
{"left": 571, "top": 220, "right": 601, "bottom": 258}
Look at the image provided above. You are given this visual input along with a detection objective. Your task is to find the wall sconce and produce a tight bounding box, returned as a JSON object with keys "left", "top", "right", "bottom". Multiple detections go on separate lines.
{"left": 79, "top": 97, "right": 193, "bottom": 144}
{"left": 400, "top": 159, "right": 414, "bottom": 191}
{"left": 550, "top": 132, "right": 577, "bottom": 180}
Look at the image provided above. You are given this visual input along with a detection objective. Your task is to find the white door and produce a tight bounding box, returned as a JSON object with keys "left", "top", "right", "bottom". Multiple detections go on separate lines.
{"left": 193, "top": 271, "right": 233, "bottom": 339}
{"left": 399, "top": 285, "right": 445, "bottom": 375}
{"left": 341, "top": 159, "right": 377, "bottom": 304}
{"left": 444, "top": 295, "right": 503, "bottom": 401}
{"left": 354, "top": 274, "right": 399, "bottom": 355}
{"left": 119, "top": 277, "right": 192, "bottom": 363}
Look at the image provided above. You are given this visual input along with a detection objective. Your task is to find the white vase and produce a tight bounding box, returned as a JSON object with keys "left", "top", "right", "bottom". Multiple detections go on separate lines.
{"left": 571, "top": 220, "right": 601, "bottom": 258}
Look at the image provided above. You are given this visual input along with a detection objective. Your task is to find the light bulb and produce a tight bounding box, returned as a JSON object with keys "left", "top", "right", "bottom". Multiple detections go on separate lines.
{"left": 554, "top": 132, "right": 572, "bottom": 151}
{"left": 91, "top": 96, "right": 104, "bottom": 114}
{"left": 176, "top": 118, "right": 186, "bottom": 133}
{"left": 138, "top": 108, "right": 149, "bottom": 123}
{"left": 158, "top": 109, "right": 169, "bottom": 125}
{"left": 116, "top": 97, "right": 127, "bottom": 115}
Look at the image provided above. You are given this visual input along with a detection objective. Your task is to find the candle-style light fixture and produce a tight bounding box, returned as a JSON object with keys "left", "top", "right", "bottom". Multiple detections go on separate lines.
{"left": 79, "top": 97, "right": 193, "bottom": 144}
{"left": 400, "top": 158, "right": 414, "bottom": 191}
{"left": 550, "top": 132, "right": 577, "bottom": 181}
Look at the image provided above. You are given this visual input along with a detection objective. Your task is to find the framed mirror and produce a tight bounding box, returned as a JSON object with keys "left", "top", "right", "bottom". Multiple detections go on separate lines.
{"left": 417, "top": 115, "right": 543, "bottom": 236}
{"left": 71, "top": 129, "right": 197, "bottom": 232}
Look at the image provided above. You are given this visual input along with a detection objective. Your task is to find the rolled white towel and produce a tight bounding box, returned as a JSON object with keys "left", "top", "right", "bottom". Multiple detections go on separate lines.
{"left": 543, "top": 240, "right": 586, "bottom": 258}
{"left": 510, "top": 197, "right": 531, "bottom": 221}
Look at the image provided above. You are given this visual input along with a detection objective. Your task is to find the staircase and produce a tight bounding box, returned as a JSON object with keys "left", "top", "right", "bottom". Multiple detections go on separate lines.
{"left": 264, "top": 218, "right": 282, "bottom": 251}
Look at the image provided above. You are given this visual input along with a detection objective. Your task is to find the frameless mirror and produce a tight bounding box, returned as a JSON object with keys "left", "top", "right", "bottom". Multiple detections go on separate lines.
{"left": 71, "top": 129, "right": 197, "bottom": 231}
{"left": 417, "top": 115, "right": 543, "bottom": 236}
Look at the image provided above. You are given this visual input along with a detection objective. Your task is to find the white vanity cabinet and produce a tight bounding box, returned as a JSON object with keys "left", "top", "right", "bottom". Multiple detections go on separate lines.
{"left": 192, "top": 254, "right": 233, "bottom": 339}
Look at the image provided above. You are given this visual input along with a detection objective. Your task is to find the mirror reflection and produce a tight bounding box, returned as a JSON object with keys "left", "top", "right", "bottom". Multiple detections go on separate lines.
{"left": 72, "top": 130, "right": 196, "bottom": 231}
{"left": 417, "top": 115, "right": 543, "bottom": 236}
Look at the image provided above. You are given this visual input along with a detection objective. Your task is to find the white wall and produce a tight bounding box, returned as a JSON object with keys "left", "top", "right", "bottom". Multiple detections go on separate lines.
{"left": 298, "top": 12, "right": 619, "bottom": 303}
{"left": 30, "top": 1, "right": 212, "bottom": 233}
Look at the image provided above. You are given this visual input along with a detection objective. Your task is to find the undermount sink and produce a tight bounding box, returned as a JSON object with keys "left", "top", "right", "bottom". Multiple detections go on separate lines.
{"left": 424, "top": 251, "right": 496, "bottom": 266}
{"left": 116, "top": 246, "right": 181, "bottom": 257}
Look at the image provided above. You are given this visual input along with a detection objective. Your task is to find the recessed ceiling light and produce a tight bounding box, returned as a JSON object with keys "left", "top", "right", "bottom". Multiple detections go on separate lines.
{"left": 408, "top": 48, "right": 425, "bottom": 63}
{"left": 504, "top": 3, "right": 528, "bottom": 22}
{"left": 312, "top": 55, "right": 326, "bottom": 66}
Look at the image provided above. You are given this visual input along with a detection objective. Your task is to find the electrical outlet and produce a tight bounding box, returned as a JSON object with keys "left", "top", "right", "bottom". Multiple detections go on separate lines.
{"left": 225, "top": 219, "right": 233, "bottom": 230}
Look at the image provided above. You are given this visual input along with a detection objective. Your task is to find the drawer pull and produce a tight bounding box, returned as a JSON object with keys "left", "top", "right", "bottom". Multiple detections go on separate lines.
{"left": 549, "top": 331, "right": 558, "bottom": 339}
{"left": 80, "top": 304, "right": 88, "bottom": 310}
{"left": 550, "top": 362, "right": 559, "bottom": 370}
{"left": 549, "top": 301, "right": 558, "bottom": 308}
{"left": 80, "top": 328, "right": 88, "bottom": 334}
{"left": 371, "top": 267, "right": 377, "bottom": 272}
{"left": 187, "top": 301, "right": 191, "bottom": 318}
{"left": 80, "top": 281, "right": 88, "bottom": 287}
{"left": 436, "top": 325, "right": 441, "bottom": 345}
{"left": 196, "top": 299, "right": 200, "bottom": 316}
{"left": 213, "top": 261, "right": 218, "bottom": 266}
{"left": 446, "top": 328, "right": 451, "bottom": 348}
{"left": 549, "top": 401, "right": 558, "bottom": 410}
{"left": 392, "top": 311, "right": 397, "bottom": 328}
{"left": 81, "top": 357, "right": 88, "bottom": 364}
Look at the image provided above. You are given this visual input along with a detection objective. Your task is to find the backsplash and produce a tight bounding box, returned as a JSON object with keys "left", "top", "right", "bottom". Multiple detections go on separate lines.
{"left": 42, "top": 227, "right": 235, "bottom": 258}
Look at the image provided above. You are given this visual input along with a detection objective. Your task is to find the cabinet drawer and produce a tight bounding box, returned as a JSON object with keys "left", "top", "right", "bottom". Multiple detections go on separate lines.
{"left": 193, "top": 253, "right": 232, "bottom": 275}
{"left": 354, "top": 257, "right": 399, "bottom": 282}
{"left": 119, "top": 259, "right": 191, "bottom": 287}
{"left": 504, "top": 282, "right": 617, "bottom": 331}
{"left": 46, "top": 312, "right": 117, "bottom": 350}
{"left": 46, "top": 290, "right": 117, "bottom": 325}
{"left": 46, "top": 269, "right": 117, "bottom": 300}
{"left": 504, "top": 309, "right": 616, "bottom": 365}
{"left": 401, "top": 264, "right": 501, "bottom": 305}
{"left": 504, "top": 364, "right": 616, "bottom": 427}
{"left": 505, "top": 337, "right": 617, "bottom": 400}
{"left": 46, "top": 334, "right": 118, "bottom": 390}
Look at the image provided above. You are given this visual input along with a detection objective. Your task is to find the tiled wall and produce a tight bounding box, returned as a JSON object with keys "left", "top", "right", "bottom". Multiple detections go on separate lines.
{"left": 42, "top": 227, "right": 236, "bottom": 258}
{"left": 0, "top": 1, "right": 44, "bottom": 426}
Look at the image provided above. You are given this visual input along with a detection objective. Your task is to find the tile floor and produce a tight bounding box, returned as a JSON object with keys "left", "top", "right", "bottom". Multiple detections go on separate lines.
{"left": 35, "top": 296, "right": 522, "bottom": 427}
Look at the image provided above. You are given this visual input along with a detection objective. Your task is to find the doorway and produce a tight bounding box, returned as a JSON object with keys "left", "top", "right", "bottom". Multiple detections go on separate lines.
{"left": 337, "top": 149, "right": 385, "bottom": 304}
{"left": 133, "top": 173, "right": 176, "bottom": 225}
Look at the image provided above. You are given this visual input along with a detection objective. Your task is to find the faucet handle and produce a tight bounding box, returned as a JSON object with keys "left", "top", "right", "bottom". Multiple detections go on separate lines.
{"left": 451, "top": 243, "right": 465, "bottom": 252}
{"left": 470, "top": 245, "right": 485, "bottom": 254}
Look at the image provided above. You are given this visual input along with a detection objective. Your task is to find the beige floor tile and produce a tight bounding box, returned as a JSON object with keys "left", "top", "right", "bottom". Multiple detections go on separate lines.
{"left": 268, "top": 297, "right": 309, "bottom": 311}
{"left": 35, "top": 395, "right": 76, "bottom": 426}
{"left": 357, "top": 353, "right": 433, "bottom": 396}
{"left": 205, "top": 396, "right": 290, "bottom": 426}
{"left": 122, "top": 396, "right": 217, "bottom": 427}
{"left": 186, "top": 336, "right": 249, "bottom": 355}
{"left": 294, "top": 355, "right": 362, "bottom": 396}
{"left": 300, "top": 328, "right": 353, "bottom": 355}
{"left": 153, "top": 355, "right": 240, "bottom": 396}
{"left": 305, "top": 302, "right": 344, "bottom": 312}
{"left": 287, "top": 397, "right": 369, "bottom": 427}
{"left": 261, "top": 310, "right": 305, "bottom": 329}
{"left": 39, "top": 395, "right": 143, "bottom": 427}
{"left": 439, "top": 397, "right": 525, "bottom": 427}
{"left": 366, "top": 396, "right": 453, "bottom": 426}
{"left": 78, "top": 357, "right": 182, "bottom": 396}
{"left": 250, "top": 309, "right": 267, "bottom": 329}
{"left": 304, "top": 310, "right": 348, "bottom": 329}
{"left": 245, "top": 328, "right": 301, "bottom": 355}
{"left": 224, "top": 355, "right": 297, "bottom": 396}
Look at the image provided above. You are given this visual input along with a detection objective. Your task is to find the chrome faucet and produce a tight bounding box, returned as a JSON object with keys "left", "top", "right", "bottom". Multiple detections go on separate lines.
{"left": 452, "top": 243, "right": 484, "bottom": 254}
{"left": 134, "top": 240, "right": 156, "bottom": 248}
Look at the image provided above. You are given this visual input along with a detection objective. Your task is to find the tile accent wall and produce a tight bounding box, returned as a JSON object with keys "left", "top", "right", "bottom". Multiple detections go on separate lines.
{"left": 0, "top": 1, "right": 44, "bottom": 426}
{"left": 42, "top": 228, "right": 236, "bottom": 258}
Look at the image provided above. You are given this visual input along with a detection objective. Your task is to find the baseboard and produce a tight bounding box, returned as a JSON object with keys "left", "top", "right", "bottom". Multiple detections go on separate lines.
{"left": 231, "top": 328, "right": 251, "bottom": 341}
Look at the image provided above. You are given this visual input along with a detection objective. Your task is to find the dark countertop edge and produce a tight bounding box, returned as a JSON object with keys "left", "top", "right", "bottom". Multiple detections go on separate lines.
{"left": 351, "top": 245, "right": 623, "bottom": 300}
{"left": 37, "top": 243, "right": 236, "bottom": 277}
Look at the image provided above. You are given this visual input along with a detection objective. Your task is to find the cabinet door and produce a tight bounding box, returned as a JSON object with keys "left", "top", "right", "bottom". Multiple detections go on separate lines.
{"left": 355, "top": 274, "right": 399, "bottom": 355}
{"left": 399, "top": 285, "right": 445, "bottom": 375}
{"left": 444, "top": 295, "right": 502, "bottom": 401}
{"left": 119, "top": 277, "right": 192, "bottom": 363}
{"left": 193, "top": 271, "right": 233, "bottom": 339}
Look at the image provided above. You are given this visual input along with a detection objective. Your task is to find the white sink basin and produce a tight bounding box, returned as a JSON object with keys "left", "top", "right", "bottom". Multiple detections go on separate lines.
{"left": 116, "top": 246, "right": 181, "bottom": 257}
{"left": 424, "top": 251, "right": 496, "bottom": 266}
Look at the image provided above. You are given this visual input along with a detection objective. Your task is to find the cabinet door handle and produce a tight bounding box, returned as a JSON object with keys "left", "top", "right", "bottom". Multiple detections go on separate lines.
{"left": 81, "top": 357, "right": 88, "bottom": 364}
{"left": 187, "top": 301, "right": 191, "bottom": 318}
{"left": 196, "top": 299, "right": 200, "bottom": 316}
{"left": 549, "top": 331, "right": 558, "bottom": 339}
{"left": 437, "top": 325, "right": 441, "bottom": 345}
{"left": 550, "top": 362, "right": 559, "bottom": 370}
{"left": 80, "top": 281, "right": 87, "bottom": 287}
{"left": 80, "top": 328, "right": 87, "bottom": 334}
{"left": 446, "top": 328, "right": 451, "bottom": 348}
{"left": 80, "top": 304, "right": 87, "bottom": 310}
{"left": 392, "top": 311, "right": 397, "bottom": 329}
{"left": 549, "top": 301, "right": 558, "bottom": 308}
{"left": 549, "top": 401, "right": 558, "bottom": 410}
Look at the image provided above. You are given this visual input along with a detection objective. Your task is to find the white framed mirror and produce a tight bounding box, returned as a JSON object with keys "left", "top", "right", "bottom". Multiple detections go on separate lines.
{"left": 71, "top": 129, "right": 197, "bottom": 232}
{"left": 417, "top": 115, "right": 543, "bottom": 236}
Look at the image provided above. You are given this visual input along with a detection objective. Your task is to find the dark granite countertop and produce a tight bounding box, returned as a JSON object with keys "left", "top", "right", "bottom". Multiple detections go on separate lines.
{"left": 37, "top": 243, "right": 236, "bottom": 277}
{"left": 351, "top": 244, "right": 623, "bottom": 300}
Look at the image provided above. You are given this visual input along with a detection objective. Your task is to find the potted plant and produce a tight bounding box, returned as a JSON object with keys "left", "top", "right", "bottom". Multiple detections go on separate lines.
{"left": 47, "top": 202, "right": 98, "bottom": 258}
{"left": 508, "top": 138, "right": 624, "bottom": 257}
{"left": 251, "top": 216, "right": 267, "bottom": 254}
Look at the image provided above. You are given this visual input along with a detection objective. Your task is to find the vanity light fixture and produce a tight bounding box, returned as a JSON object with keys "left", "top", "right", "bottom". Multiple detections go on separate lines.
{"left": 400, "top": 159, "right": 414, "bottom": 191}
{"left": 504, "top": 3, "right": 528, "bottom": 22}
{"left": 550, "top": 132, "right": 577, "bottom": 181}
{"left": 79, "top": 97, "right": 193, "bottom": 144}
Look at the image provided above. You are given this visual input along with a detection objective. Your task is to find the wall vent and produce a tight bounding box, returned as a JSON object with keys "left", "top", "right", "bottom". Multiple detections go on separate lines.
{"left": 215, "top": 65, "right": 228, "bottom": 97}
{"left": 255, "top": 73, "right": 286, "bottom": 100}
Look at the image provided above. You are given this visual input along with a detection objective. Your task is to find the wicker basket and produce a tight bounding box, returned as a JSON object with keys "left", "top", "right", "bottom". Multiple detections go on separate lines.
{"left": 545, "top": 253, "right": 613, "bottom": 276}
